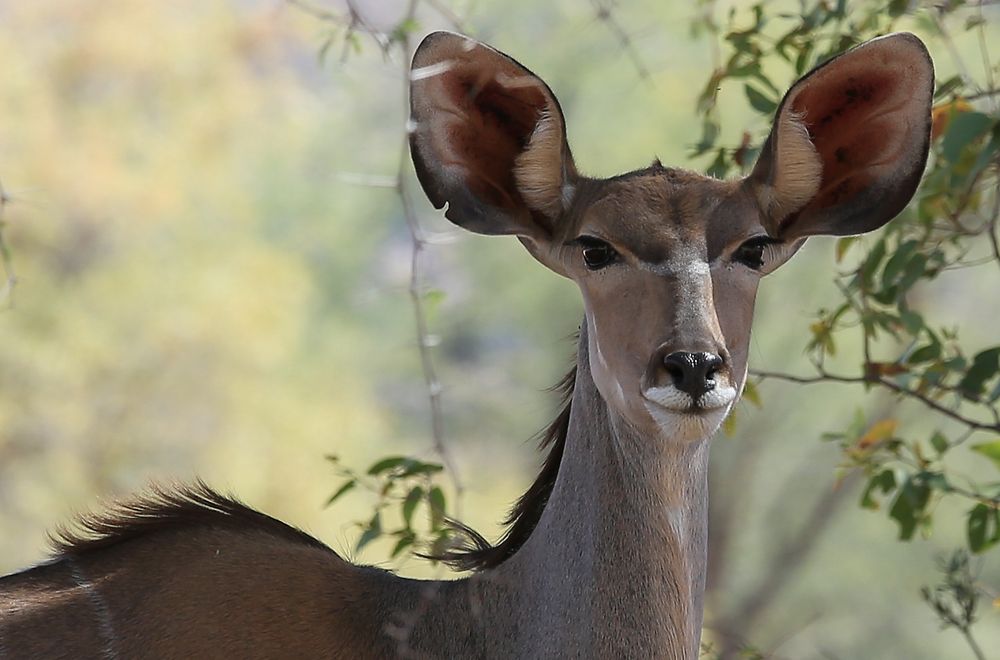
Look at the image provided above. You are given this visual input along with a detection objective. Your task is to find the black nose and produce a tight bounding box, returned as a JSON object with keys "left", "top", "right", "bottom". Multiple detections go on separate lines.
{"left": 663, "top": 351, "right": 723, "bottom": 400}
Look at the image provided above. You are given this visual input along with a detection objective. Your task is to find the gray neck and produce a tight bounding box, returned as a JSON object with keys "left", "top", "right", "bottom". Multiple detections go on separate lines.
{"left": 493, "top": 325, "right": 711, "bottom": 658}
{"left": 400, "top": 325, "right": 712, "bottom": 659}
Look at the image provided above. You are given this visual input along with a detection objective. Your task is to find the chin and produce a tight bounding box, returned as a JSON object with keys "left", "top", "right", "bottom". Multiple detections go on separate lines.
{"left": 642, "top": 385, "right": 737, "bottom": 442}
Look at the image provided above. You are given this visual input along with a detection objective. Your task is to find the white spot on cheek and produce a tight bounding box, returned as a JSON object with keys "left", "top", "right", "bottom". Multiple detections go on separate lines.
{"left": 588, "top": 317, "right": 626, "bottom": 408}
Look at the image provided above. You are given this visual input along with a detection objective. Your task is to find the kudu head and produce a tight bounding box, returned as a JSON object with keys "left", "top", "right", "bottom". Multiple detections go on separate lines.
{"left": 410, "top": 32, "right": 932, "bottom": 441}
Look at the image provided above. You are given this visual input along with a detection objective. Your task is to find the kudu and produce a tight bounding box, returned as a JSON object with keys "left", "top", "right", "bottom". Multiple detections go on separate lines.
{"left": 0, "top": 31, "right": 932, "bottom": 659}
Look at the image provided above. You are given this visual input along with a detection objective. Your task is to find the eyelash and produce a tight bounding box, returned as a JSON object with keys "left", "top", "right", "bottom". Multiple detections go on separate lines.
{"left": 732, "top": 236, "right": 779, "bottom": 270}
{"left": 576, "top": 236, "right": 618, "bottom": 270}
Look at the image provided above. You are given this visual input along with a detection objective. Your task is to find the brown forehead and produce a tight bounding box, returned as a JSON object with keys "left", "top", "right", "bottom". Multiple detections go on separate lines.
{"left": 572, "top": 169, "right": 756, "bottom": 263}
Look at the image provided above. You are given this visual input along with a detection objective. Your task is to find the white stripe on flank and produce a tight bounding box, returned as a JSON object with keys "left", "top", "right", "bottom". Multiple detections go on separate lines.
{"left": 67, "top": 557, "right": 117, "bottom": 660}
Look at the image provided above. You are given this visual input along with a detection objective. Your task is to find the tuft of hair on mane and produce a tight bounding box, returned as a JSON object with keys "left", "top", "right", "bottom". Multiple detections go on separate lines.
{"left": 426, "top": 364, "right": 576, "bottom": 572}
{"left": 51, "top": 480, "right": 330, "bottom": 557}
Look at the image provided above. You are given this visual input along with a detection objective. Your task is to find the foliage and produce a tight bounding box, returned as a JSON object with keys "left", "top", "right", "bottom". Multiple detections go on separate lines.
{"left": 921, "top": 550, "right": 990, "bottom": 660}
{"left": 325, "top": 453, "right": 453, "bottom": 559}
{"left": 690, "top": 0, "right": 1000, "bottom": 564}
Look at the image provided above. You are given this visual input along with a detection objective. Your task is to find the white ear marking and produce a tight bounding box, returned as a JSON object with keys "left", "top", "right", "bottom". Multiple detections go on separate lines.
{"left": 514, "top": 110, "right": 565, "bottom": 218}
{"left": 756, "top": 110, "right": 822, "bottom": 224}
{"left": 410, "top": 61, "right": 455, "bottom": 81}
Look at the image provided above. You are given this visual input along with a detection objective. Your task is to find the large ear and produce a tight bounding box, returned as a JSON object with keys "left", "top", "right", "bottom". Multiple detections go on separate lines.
{"left": 748, "top": 33, "right": 933, "bottom": 240}
{"left": 409, "top": 31, "right": 576, "bottom": 240}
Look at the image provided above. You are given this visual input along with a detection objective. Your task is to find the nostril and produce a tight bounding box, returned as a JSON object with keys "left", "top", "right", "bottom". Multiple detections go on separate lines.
{"left": 662, "top": 351, "right": 725, "bottom": 399}
{"left": 704, "top": 354, "right": 723, "bottom": 381}
{"left": 664, "top": 357, "right": 685, "bottom": 385}
{"left": 663, "top": 352, "right": 691, "bottom": 389}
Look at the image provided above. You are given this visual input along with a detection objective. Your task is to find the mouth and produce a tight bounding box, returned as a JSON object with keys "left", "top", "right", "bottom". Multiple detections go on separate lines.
{"left": 642, "top": 384, "right": 737, "bottom": 415}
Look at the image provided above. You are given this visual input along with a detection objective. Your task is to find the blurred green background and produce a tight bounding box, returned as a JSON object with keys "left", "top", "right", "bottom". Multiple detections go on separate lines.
{"left": 0, "top": 0, "right": 997, "bottom": 657}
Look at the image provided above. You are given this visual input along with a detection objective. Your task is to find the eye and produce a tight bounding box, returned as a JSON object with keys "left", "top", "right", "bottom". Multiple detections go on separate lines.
{"left": 578, "top": 236, "right": 618, "bottom": 270}
{"left": 732, "top": 236, "right": 778, "bottom": 270}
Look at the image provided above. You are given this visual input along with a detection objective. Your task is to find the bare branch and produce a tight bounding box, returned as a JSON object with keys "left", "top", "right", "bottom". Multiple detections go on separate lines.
{"left": 712, "top": 473, "right": 859, "bottom": 659}
{"left": 751, "top": 369, "right": 1000, "bottom": 434}
{"left": 591, "top": 0, "right": 653, "bottom": 82}
{"left": 392, "top": 3, "right": 466, "bottom": 519}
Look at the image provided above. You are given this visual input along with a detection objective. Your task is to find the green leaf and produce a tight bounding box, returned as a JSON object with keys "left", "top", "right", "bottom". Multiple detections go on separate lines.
{"left": 921, "top": 471, "right": 950, "bottom": 492}
{"left": 899, "top": 310, "right": 924, "bottom": 335}
{"left": 967, "top": 503, "right": 1000, "bottom": 553}
{"left": 858, "top": 239, "right": 887, "bottom": 290}
{"left": 744, "top": 84, "right": 778, "bottom": 114}
{"left": 989, "top": 378, "right": 1000, "bottom": 404}
{"left": 706, "top": 148, "right": 730, "bottom": 179}
{"left": 908, "top": 342, "right": 941, "bottom": 364}
{"left": 693, "top": 118, "right": 720, "bottom": 155}
{"left": 957, "top": 348, "right": 1000, "bottom": 401}
{"left": 356, "top": 512, "right": 382, "bottom": 552}
{"left": 722, "top": 408, "right": 738, "bottom": 437}
{"left": 391, "top": 531, "right": 416, "bottom": 558}
{"left": 835, "top": 236, "right": 858, "bottom": 263}
{"left": 325, "top": 479, "right": 356, "bottom": 507}
{"left": 889, "top": 476, "right": 930, "bottom": 540}
{"left": 428, "top": 486, "right": 446, "bottom": 530}
{"left": 398, "top": 460, "right": 443, "bottom": 478}
{"left": 367, "top": 456, "right": 407, "bottom": 475}
{"left": 933, "top": 75, "right": 964, "bottom": 99}
{"left": 861, "top": 469, "right": 896, "bottom": 510}
{"left": 888, "top": 0, "right": 909, "bottom": 16}
{"left": 930, "top": 432, "right": 949, "bottom": 455}
{"left": 941, "top": 111, "right": 993, "bottom": 162}
{"left": 743, "top": 380, "right": 762, "bottom": 407}
{"left": 402, "top": 486, "right": 423, "bottom": 526}
{"left": 965, "top": 15, "right": 986, "bottom": 30}
{"left": 896, "top": 253, "right": 927, "bottom": 294}
{"left": 971, "top": 440, "right": 1000, "bottom": 472}
{"left": 881, "top": 240, "right": 918, "bottom": 289}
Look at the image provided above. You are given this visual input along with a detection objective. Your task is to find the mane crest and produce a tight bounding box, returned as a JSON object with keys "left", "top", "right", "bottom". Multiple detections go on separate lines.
{"left": 51, "top": 480, "right": 330, "bottom": 557}
{"left": 429, "top": 365, "right": 575, "bottom": 571}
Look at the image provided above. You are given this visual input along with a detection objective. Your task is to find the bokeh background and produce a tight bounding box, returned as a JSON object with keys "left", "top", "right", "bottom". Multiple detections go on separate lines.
{"left": 0, "top": 1, "right": 997, "bottom": 657}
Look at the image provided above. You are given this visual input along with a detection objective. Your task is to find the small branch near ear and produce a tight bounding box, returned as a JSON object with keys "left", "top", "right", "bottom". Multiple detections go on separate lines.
{"left": 591, "top": 0, "right": 653, "bottom": 82}
{"left": 286, "top": 0, "right": 399, "bottom": 60}
{"left": 290, "top": 0, "right": 467, "bottom": 515}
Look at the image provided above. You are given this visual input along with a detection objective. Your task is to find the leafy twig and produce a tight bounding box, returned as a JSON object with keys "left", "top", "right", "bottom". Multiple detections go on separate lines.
{"left": 751, "top": 369, "right": 1000, "bottom": 434}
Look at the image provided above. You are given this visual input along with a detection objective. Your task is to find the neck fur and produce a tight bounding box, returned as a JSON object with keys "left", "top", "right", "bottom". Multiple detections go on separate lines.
{"left": 490, "top": 323, "right": 711, "bottom": 658}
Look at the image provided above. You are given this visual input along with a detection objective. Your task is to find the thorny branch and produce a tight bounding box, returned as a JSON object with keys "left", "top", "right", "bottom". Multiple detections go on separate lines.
{"left": 286, "top": 0, "right": 467, "bottom": 511}
{"left": 393, "top": 12, "right": 467, "bottom": 516}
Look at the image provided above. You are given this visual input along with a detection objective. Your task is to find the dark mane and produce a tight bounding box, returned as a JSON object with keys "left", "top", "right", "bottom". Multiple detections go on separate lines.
{"left": 51, "top": 480, "right": 331, "bottom": 557}
{"left": 52, "top": 362, "right": 579, "bottom": 572}
{"left": 429, "top": 365, "right": 575, "bottom": 571}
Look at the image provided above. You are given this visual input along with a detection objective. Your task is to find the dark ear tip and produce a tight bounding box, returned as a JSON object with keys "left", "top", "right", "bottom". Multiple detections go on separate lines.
{"left": 873, "top": 32, "right": 933, "bottom": 66}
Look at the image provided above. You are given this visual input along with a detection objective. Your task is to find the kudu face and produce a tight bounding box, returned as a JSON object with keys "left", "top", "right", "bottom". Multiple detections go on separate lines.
{"left": 410, "top": 32, "right": 933, "bottom": 439}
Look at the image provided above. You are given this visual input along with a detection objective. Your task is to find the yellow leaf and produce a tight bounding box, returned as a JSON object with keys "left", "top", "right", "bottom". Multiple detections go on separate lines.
{"left": 931, "top": 98, "right": 972, "bottom": 141}
{"left": 855, "top": 419, "right": 898, "bottom": 450}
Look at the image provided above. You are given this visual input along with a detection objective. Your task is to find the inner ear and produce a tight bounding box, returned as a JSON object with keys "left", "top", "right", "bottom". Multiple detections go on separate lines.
{"left": 410, "top": 32, "right": 576, "bottom": 239}
{"left": 749, "top": 33, "right": 933, "bottom": 240}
